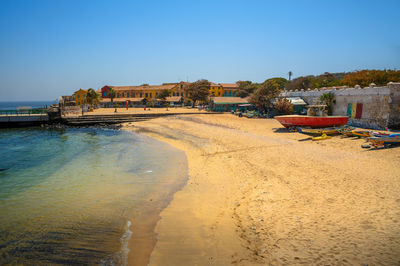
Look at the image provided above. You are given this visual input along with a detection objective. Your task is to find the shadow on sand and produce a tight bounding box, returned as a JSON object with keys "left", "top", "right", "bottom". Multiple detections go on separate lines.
{"left": 273, "top": 128, "right": 295, "bottom": 133}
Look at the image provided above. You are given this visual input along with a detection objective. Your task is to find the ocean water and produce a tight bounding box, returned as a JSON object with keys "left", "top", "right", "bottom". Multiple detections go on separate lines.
{"left": 0, "top": 127, "right": 188, "bottom": 265}
{"left": 0, "top": 101, "right": 56, "bottom": 110}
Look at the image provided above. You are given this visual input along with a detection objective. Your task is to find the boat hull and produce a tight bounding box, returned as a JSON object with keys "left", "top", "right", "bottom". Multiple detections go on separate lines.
{"left": 275, "top": 115, "right": 349, "bottom": 128}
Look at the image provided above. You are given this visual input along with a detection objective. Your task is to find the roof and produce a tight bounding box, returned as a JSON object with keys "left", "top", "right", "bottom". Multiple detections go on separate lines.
{"left": 74, "top": 89, "right": 87, "bottom": 94}
{"left": 110, "top": 84, "right": 177, "bottom": 91}
{"left": 210, "top": 82, "right": 222, "bottom": 87}
{"left": 212, "top": 97, "right": 248, "bottom": 104}
{"left": 100, "top": 97, "right": 144, "bottom": 103}
{"left": 220, "top": 83, "right": 239, "bottom": 89}
{"left": 165, "top": 96, "right": 182, "bottom": 102}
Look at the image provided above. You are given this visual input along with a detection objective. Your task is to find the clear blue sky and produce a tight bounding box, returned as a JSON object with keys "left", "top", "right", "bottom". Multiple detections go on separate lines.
{"left": 0, "top": 0, "right": 399, "bottom": 101}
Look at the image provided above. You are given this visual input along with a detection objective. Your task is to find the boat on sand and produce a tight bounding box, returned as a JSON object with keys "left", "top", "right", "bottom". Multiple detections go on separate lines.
{"left": 298, "top": 127, "right": 340, "bottom": 136}
{"left": 275, "top": 105, "right": 348, "bottom": 129}
{"left": 367, "top": 133, "right": 400, "bottom": 148}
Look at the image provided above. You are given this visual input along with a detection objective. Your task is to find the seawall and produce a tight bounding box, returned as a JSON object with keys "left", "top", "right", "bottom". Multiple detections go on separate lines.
{"left": 279, "top": 82, "right": 400, "bottom": 129}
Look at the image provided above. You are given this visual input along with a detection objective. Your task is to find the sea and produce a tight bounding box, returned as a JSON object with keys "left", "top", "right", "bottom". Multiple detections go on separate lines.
{"left": 0, "top": 101, "right": 56, "bottom": 110}
{"left": 0, "top": 126, "right": 188, "bottom": 265}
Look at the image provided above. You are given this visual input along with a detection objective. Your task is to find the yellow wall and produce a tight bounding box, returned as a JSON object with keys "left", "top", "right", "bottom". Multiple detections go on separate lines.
{"left": 73, "top": 89, "right": 87, "bottom": 105}
{"left": 209, "top": 86, "right": 223, "bottom": 97}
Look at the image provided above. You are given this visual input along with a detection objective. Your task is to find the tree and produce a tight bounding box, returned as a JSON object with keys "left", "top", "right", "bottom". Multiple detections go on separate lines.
{"left": 86, "top": 88, "right": 100, "bottom": 108}
{"left": 184, "top": 79, "right": 210, "bottom": 107}
{"left": 157, "top": 89, "right": 170, "bottom": 106}
{"left": 320, "top": 92, "right": 335, "bottom": 115}
{"left": 140, "top": 83, "right": 149, "bottom": 86}
{"left": 249, "top": 79, "right": 282, "bottom": 113}
{"left": 274, "top": 98, "right": 293, "bottom": 115}
{"left": 286, "top": 76, "right": 312, "bottom": 91}
{"left": 236, "top": 81, "right": 259, "bottom": 98}
{"left": 109, "top": 88, "right": 116, "bottom": 105}
{"left": 288, "top": 71, "right": 292, "bottom": 81}
{"left": 263, "top": 77, "right": 288, "bottom": 90}
{"left": 341, "top": 69, "right": 400, "bottom": 87}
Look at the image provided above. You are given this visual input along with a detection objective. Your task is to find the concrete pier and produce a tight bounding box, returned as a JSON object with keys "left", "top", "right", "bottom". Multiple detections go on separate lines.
{"left": 0, "top": 114, "right": 49, "bottom": 128}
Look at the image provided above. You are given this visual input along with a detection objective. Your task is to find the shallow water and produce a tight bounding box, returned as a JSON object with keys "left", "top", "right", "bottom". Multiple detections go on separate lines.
{"left": 0, "top": 127, "right": 188, "bottom": 265}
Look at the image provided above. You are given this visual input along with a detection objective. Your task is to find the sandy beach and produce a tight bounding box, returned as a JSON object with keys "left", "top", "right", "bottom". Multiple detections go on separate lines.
{"left": 123, "top": 114, "right": 400, "bottom": 265}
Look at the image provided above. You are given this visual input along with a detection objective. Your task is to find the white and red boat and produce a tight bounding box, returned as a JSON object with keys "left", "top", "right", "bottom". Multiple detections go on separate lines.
{"left": 275, "top": 105, "right": 349, "bottom": 128}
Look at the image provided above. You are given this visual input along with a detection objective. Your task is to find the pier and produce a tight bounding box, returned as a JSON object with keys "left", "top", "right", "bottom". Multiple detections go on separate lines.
{"left": 0, "top": 108, "right": 219, "bottom": 128}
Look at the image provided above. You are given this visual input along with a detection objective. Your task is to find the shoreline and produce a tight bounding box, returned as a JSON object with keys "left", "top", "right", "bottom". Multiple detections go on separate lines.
{"left": 123, "top": 114, "right": 400, "bottom": 265}
{"left": 120, "top": 129, "right": 189, "bottom": 266}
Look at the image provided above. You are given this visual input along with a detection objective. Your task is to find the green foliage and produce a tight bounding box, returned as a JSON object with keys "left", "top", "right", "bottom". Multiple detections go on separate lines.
{"left": 184, "top": 79, "right": 210, "bottom": 107}
{"left": 236, "top": 80, "right": 259, "bottom": 98}
{"left": 341, "top": 70, "right": 400, "bottom": 87}
{"left": 86, "top": 88, "right": 100, "bottom": 107}
{"left": 286, "top": 70, "right": 400, "bottom": 91}
{"left": 263, "top": 77, "right": 288, "bottom": 91}
{"left": 249, "top": 80, "right": 282, "bottom": 112}
{"left": 274, "top": 98, "right": 293, "bottom": 115}
{"left": 320, "top": 92, "right": 335, "bottom": 115}
{"left": 109, "top": 88, "right": 116, "bottom": 104}
{"left": 158, "top": 89, "right": 170, "bottom": 100}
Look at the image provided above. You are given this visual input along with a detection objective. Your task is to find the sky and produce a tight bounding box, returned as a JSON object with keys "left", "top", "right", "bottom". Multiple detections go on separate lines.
{"left": 0, "top": 0, "right": 399, "bottom": 101}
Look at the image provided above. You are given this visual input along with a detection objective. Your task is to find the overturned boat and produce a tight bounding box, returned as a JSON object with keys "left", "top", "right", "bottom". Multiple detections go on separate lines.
{"left": 275, "top": 105, "right": 348, "bottom": 129}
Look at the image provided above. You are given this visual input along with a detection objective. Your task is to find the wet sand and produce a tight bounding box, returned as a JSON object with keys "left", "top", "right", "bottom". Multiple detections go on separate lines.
{"left": 123, "top": 114, "right": 400, "bottom": 265}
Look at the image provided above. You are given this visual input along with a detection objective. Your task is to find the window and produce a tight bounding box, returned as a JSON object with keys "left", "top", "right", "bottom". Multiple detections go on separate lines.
{"left": 173, "top": 92, "right": 176, "bottom": 96}
{"left": 145, "top": 93, "right": 148, "bottom": 98}
{"left": 127, "top": 92, "right": 130, "bottom": 97}
{"left": 140, "top": 93, "right": 142, "bottom": 97}
{"left": 77, "top": 95, "right": 80, "bottom": 98}
{"left": 150, "top": 93, "right": 152, "bottom": 98}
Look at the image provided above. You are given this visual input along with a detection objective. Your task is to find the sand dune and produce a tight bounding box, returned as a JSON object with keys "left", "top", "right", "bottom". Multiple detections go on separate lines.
{"left": 123, "top": 114, "right": 400, "bottom": 265}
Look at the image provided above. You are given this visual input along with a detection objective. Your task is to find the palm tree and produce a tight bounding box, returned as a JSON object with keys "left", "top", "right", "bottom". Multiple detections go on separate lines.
{"left": 288, "top": 71, "right": 293, "bottom": 81}
{"left": 86, "top": 88, "right": 100, "bottom": 109}
{"left": 320, "top": 92, "right": 335, "bottom": 115}
{"left": 109, "top": 88, "right": 116, "bottom": 106}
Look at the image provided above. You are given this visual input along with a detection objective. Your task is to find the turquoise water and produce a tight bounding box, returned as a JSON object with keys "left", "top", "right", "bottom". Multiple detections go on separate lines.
{"left": 0, "top": 127, "right": 188, "bottom": 265}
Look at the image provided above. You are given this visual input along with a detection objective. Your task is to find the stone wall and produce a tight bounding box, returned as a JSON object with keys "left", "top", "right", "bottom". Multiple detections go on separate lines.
{"left": 279, "top": 83, "right": 400, "bottom": 129}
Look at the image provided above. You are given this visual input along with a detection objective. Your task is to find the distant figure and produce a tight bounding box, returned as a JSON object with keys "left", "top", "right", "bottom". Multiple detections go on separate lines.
{"left": 114, "top": 108, "right": 117, "bottom": 113}
{"left": 144, "top": 107, "right": 146, "bottom": 110}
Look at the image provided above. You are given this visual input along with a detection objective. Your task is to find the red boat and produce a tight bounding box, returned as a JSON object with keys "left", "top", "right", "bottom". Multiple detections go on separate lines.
{"left": 275, "top": 115, "right": 349, "bottom": 128}
{"left": 275, "top": 105, "right": 348, "bottom": 128}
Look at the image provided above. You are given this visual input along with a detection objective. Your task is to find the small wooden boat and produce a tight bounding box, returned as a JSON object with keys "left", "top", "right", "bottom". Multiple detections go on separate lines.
{"left": 338, "top": 126, "right": 356, "bottom": 137}
{"left": 276, "top": 115, "right": 349, "bottom": 128}
{"left": 350, "top": 130, "right": 370, "bottom": 138}
{"left": 275, "top": 105, "right": 348, "bottom": 129}
{"left": 368, "top": 134, "right": 400, "bottom": 147}
{"left": 369, "top": 131, "right": 391, "bottom": 137}
{"left": 298, "top": 127, "right": 339, "bottom": 136}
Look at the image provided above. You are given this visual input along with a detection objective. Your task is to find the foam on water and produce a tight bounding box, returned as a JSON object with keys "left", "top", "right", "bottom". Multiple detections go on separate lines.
{"left": 120, "top": 220, "right": 132, "bottom": 266}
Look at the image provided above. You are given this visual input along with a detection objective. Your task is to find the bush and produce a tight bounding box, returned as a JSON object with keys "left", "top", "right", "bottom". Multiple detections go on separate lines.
{"left": 274, "top": 98, "right": 293, "bottom": 115}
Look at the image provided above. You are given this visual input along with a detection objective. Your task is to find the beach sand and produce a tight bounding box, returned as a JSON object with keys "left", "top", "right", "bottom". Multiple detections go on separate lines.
{"left": 123, "top": 114, "right": 400, "bottom": 265}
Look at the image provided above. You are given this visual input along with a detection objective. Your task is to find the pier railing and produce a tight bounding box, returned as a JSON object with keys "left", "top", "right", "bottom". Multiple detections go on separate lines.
{"left": 0, "top": 109, "right": 48, "bottom": 116}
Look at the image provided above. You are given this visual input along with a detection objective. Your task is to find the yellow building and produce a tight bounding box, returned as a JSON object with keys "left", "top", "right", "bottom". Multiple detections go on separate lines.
{"left": 209, "top": 83, "right": 223, "bottom": 97}
{"left": 73, "top": 89, "right": 87, "bottom": 106}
